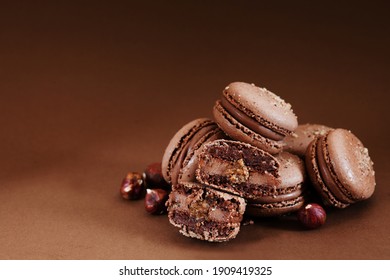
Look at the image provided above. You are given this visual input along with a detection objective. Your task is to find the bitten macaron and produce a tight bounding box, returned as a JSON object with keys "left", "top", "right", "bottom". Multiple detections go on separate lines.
{"left": 305, "top": 128, "right": 376, "bottom": 208}
{"left": 196, "top": 139, "right": 281, "bottom": 201}
{"left": 167, "top": 182, "right": 246, "bottom": 242}
{"left": 213, "top": 82, "right": 298, "bottom": 154}
{"left": 161, "top": 118, "right": 226, "bottom": 186}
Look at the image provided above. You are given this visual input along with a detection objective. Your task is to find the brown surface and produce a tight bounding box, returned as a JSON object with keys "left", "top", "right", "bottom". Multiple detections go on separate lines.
{"left": 0, "top": 1, "right": 389, "bottom": 259}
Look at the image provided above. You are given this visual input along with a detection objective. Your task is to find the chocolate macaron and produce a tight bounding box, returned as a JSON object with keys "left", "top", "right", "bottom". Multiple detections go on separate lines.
{"left": 167, "top": 182, "right": 246, "bottom": 242}
{"left": 213, "top": 82, "right": 298, "bottom": 154}
{"left": 161, "top": 118, "right": 226, "bottom": 186}
{"left": 283, "top": 123, "right": 333, "bottom": 157}
{"left": 196, "top": 139, "right": 281, "bottom": 201}
{"left": 305, "top": 128, "right": 376, "bottom": 208}
{"left": 246, "top": 152, "right": 306, "bottom": 217}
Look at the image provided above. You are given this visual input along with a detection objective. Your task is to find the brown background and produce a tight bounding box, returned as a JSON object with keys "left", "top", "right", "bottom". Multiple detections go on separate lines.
{"left": 1, "top": 1, "right": 389, "bottom": 259}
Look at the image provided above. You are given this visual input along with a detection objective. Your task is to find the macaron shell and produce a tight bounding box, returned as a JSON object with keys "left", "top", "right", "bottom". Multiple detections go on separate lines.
{"left": 276, "top": 152, "right": 306, "bottom": 188}
{"left": 245, "top": 152, "right": 306, "bottom": 216}
{"left": 316, "top": 136, "right": 355, "bottom": 204}
{"left": 325, "top": 129, "right": 376, "bottom": 201}
{"left": 283, "top": 123, "right": 333, "bottom": 157}
{"left": 249, "top": 186, "right": 304, "bottom": 204}
{"left": 246, "top": 196, "right": 305, "bottom": 217}
{"left": 161, "top": 118, "right": 215, "bottom": 184}
{"left": 245, "top": 151, "right": 306, "bottom": 204}
{"left": 305, "top": 138, "right": 350, "bottom": 208}
{"left": 220, "top": 96, "right": 285, "bottom": 141}
{"left": 213, "top": 100, "right": 283, "bottom": 154}
{"left": 169, "top": 123, "right": 220, "bottom": 186}
{"left": 178, "top": 127, "right": 227, "bottom": 183}
{"left": 223, "top": 82, "right": 298, "bottom": 134}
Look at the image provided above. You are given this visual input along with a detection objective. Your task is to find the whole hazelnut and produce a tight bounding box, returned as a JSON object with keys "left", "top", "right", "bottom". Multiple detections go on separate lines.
{"left": 143, "top": 162, "right": 170, "bottom": 189}
{"left": 120, "top": 172, "right": 144, "bottom": 200}
{"left": 144, "top": 188, "right": 169, "bottom": 215}
{"left": 297, "top": 203, "right": 326, "bottom": 229}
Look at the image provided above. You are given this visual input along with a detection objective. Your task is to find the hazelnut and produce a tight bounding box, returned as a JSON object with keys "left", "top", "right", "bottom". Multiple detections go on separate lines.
{"left": 143, "top": 162, "right": 170, "bottom": 189}
{"left": 120, "top": 172, "right": 144, "bottom": 200}
{"left": 297, "top": 203, "right": 326, "bottom": 229}
{"left": 144, "top": 188, "right": 169, "bottom": 215}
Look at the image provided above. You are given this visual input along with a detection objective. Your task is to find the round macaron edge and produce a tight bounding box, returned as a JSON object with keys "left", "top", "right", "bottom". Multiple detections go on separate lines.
{"left": 178, "top": 125, "right": 227, "bottom": 184}
{"left": 246, "top": 196, "right": 305, "bottom": 217}
{"left": 161, "top": 118, "right": 215, "bottom": 184}
{"left": 305, "top": 137, "right": 350, "bottom": 208}
{"left": 223, "top": 82, "right": 298, "bottom": 135}
{"left": 213, "top": 100, "right": 283, "bottom": 154}
{"left": 325, "top": 129, "right": 376, "bottom": 202}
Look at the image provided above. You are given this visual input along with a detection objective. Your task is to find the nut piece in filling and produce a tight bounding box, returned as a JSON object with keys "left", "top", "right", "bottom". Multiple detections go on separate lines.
{"left": 167, "top": 182, "right": 246, "bottom": 242}
{"left": 196, "top": 139, "right": 280, "bottom": 201}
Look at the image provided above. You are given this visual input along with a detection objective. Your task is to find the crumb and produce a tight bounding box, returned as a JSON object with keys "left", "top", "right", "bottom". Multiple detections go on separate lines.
{"left": 242, "top": 219, "right": 254, "bottom": 226}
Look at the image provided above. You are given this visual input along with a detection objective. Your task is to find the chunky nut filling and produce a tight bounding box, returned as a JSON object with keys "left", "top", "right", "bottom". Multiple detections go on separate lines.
{"left": 224, "top": 159, "right": 249, "bottom": 184}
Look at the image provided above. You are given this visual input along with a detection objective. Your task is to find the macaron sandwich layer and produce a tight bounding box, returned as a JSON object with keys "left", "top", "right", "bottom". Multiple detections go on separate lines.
{"left": 196, "top": 139, "right": 281, "bottom": 201}
{"left": 246, "top": 152, "right": 306, "bottom": 217}
{"left": 161, "top": 118, "right": 226, "bottom": 186}
{"left": 305, "top": 129, "right": 376, "bottom": 208}
{"left": 213, "top": 82, "right": 298, "bottom": 154}
{"left": 167, "top": 182, "right": 246, "bottom": 242}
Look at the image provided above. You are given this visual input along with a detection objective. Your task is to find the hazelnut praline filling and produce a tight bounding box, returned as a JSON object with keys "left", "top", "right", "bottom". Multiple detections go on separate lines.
{"left": 168, "top": 184, "right": 245, "bottom": 223}
{"left": 167, "top": 183, "right": 245, "bottom": 242}
{"left": 170, "top": 211, "right": 236, "bottom": 238}
{"left": 197, "top": 140, "right": 283, "bottom": 200}
{"left": 203, "top": 140, "right": 279, "bottom": 176}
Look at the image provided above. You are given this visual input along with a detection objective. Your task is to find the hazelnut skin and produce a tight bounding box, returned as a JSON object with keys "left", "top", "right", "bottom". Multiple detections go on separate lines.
{"left": 120, "top": 172, "right": 144, "bottom": 200}
{"left": 144, "top": 188, "right": 169, "bottom": 215}
{"left": 143, "top": 162, "right": 170, "bottom": 189}
{"left": 297, "top": 203, "right": 326, "bottom": 229}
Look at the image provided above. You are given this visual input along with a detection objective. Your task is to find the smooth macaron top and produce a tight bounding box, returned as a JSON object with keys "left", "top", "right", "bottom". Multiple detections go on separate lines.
{"left": 325, "top": 129, "right": 375, "bottom": 200}
{"left": 223, "top": 82, "right": 298, "bottom": 135}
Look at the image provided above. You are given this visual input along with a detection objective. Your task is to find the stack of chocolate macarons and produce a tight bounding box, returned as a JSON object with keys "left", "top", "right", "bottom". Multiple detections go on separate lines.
{"left": 162, "top": 81, "right": 376, "bottom": 242}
